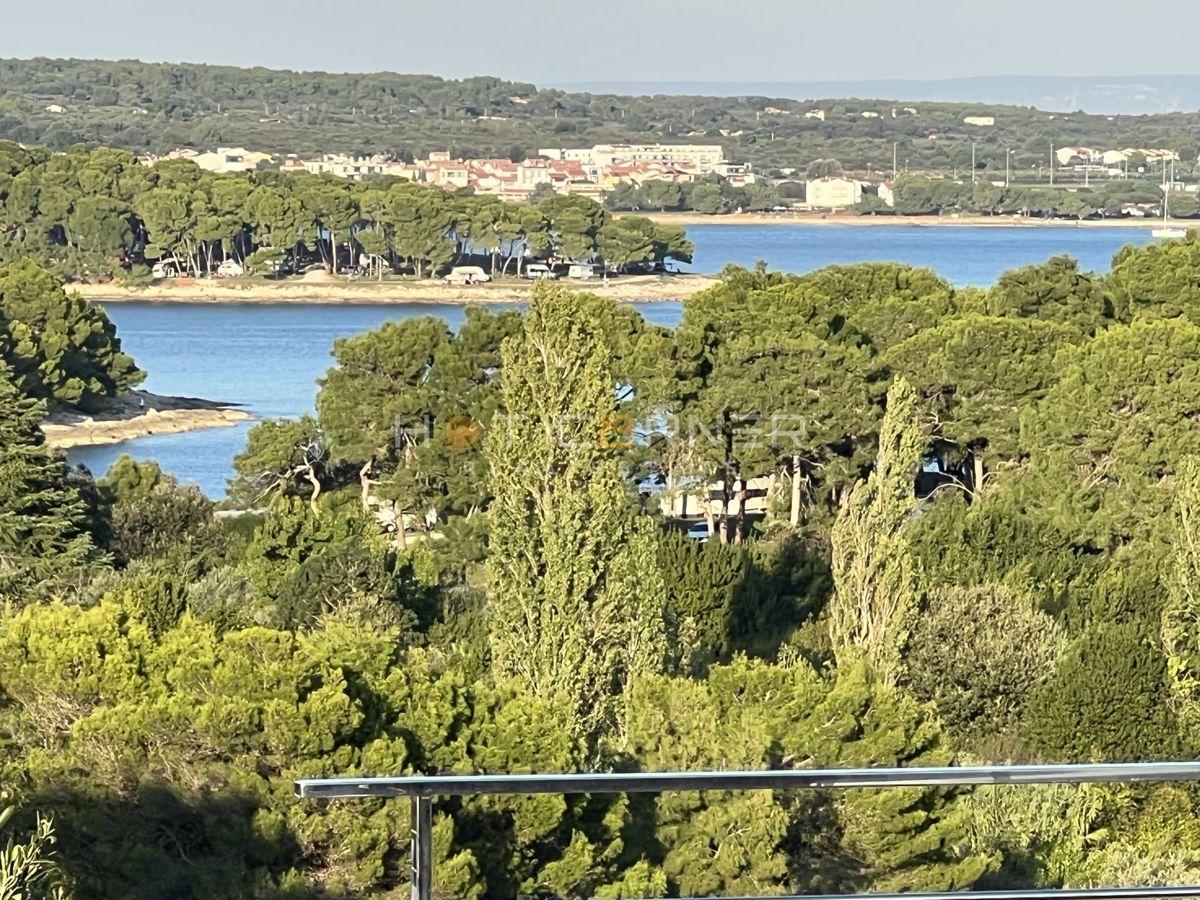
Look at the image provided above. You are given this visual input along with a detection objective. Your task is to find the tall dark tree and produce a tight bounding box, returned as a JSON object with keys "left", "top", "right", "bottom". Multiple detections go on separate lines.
{"left": 0, "top": 365, "right": 96, "bottom": 597}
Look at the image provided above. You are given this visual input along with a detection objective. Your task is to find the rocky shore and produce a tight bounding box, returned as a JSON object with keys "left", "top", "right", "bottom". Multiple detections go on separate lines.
{"left": 42, "top": 390, "right": 252, "bottom": 449}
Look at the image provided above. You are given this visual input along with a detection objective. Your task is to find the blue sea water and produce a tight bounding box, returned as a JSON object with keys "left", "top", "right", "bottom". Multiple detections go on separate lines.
{"left": 67, "top": 224, "right": 1156, "bottom": 497}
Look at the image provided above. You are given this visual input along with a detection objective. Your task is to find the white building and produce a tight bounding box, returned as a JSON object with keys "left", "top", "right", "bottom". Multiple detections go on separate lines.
{"left": 1056, "top": 146, "right": 1099, "bottom": 166}
{"left": 963, "top": 115, "right": 995, "bottom": 127}
{"left": 537, "top": 143, "right": 726, "bottom": 175}
{"left": 806, "top": 177, "right": 863, "bottom": 209}
{"left": 192, "top": 147, "right": 274, "bottom": 174}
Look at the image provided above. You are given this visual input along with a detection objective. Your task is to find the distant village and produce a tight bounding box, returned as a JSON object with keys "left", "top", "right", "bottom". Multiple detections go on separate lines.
{"left": 136, "top": 133, "right": 1197, "bottom": 213}
{"left": 139, "top": 143, "right": 757, "bottom": 198}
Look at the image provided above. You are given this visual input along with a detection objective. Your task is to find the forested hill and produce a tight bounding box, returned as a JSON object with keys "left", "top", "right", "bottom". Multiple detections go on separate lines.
{"left": 559, "top": 75, "right": 1200, "bottom": 116}
{"left": 3, "top": 57, "right": 1200, "bottom": 172}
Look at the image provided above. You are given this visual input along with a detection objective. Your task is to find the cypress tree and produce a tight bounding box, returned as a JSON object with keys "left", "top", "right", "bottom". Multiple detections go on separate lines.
{"left": 829, "top": 376, "right": 927, "bottom": 685}
{"left": 0, "top": 365, "right": 95, "bottom": 597}
{"left": 485, "top": 284, "right": 667, "bottom": 744}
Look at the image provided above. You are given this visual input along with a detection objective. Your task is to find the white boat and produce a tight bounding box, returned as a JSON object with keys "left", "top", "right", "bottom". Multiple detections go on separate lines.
{"left": 1152, "top": 227, "right": 1187, "bottom": 239}
{"left": 1154, "top": 160, "right": 1188, "bottom": 239}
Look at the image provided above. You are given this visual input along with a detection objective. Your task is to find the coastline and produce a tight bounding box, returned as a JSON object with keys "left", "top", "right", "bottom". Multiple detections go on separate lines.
{"left": 73, "top": 274, "right": 716, "bottom": 305}
{"left": 634, "top": 211, "right": 1196, "bottom": 229}
{"left": 67, "top": 215, "right": 1191, "bottom": 306}
{"left": 43, "top": 390, "right": 252, "bottom": 449}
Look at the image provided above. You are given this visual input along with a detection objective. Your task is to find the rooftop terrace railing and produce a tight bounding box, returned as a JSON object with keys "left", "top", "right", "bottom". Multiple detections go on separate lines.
{"left": 294, "top": 762, "right": 1200, "bottom": 900}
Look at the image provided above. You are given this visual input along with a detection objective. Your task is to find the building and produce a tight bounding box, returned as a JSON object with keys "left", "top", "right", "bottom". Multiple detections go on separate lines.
{"left": 1056, "top": 147, "right": 1099, "bottom": 166}
{"left": 537, "top": 143, "right": 726, "bottom": 175}
{"left": 657, "top": 476, "right": 773, "bottom": 519}
{"left": 713, "top": 162, "right": 756, "bottom": 186}
{"left": 804, "top": 109, "right": 826, "bottom": 121}
{"left": 192, "top": 147, "right": 274, "bottom": 174}
{"left": 963, "top": 115, "right": 995, "bottom": 127}
{"left": 806, "top": 176, "right": 863, "bottom": 209}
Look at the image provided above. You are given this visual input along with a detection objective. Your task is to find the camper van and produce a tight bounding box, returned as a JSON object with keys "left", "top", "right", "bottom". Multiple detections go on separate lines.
{"left": 444, "top": 266, "right": 491, "bottom": 285}
{"left": 567, "top": 263, "right": 599, "bottom": 279}
{"left": 523, "top": 264, "right": 557, "bottom": 280}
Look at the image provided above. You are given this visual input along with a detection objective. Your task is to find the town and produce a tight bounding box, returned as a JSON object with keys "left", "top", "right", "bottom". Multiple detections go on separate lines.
{"left": 137, "top": 138, "right": 1198, "bottom": 216}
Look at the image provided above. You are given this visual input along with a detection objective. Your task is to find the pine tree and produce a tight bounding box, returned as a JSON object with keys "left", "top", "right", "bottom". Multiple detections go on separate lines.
{"left": 485, "top": 284, "right": 667, "bottom": 744}
{"left": 0, "top": 366, "right": 95, "bottom": 598}
{"left": 829, "top": 376, "right": 928, "bottom": 685}
{"left": 1163, "top": 457, "right": 1200, "bottom": 728}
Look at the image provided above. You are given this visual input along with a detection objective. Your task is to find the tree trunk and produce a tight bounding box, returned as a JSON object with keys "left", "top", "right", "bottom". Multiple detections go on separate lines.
{"left": 302, "top": 465, "right": 322, "bottom": 517}
{"left": 733, "top": 478, "right": 747, "bottom": 545}
{"left": 359, "top": 460, "right": 374, "bottom": 510}
{"left": 790, "top": 454, "right": 803, "bottom": 528}
{"left": 329, "top": 231, "right": 338, "bottom": 274}
{"left": 972, "top": 451, "right": 985, "bottom": 496}
{"left": 392, "top": 501, "right": 408, "bottom": 551}
{"left": 719, "top": 470, "right": 731, "bottom": 546}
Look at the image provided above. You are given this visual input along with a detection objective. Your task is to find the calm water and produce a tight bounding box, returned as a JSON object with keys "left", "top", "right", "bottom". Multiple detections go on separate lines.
{"left": 68, "top": 224, "right": 1156, "bottom": 497}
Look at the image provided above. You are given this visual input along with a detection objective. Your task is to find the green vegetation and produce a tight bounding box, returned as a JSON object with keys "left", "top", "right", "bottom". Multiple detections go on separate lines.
{"left": 875, "top": 174, "right": 1198, "bottom": 220}
{"left": 0, "top": 259, "right": 141, "bottom": 408}
{"left": 0, "top": 141, "right": 692, "bottom": 282}
{"left": 3, "top": 58, "right": 1200, "bottom": 180}
{"left": 10, "top": 237, "right": 1200, "bottom": 895}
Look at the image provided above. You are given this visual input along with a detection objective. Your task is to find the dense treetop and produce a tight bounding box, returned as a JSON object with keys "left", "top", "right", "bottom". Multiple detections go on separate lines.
{"left": 0, "top": 141, "right": 693, "bottom": 282}
{"left": 6, "top": 240, "right": 1200, "bottom": 894}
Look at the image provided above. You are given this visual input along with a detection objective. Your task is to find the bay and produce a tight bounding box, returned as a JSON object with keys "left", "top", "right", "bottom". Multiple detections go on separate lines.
{"left": 67, "top": 224, "right": 1156, "bottom": 497}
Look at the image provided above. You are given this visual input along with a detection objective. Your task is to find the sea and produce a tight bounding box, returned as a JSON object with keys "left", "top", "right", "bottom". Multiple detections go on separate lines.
{"left": 67, "top": 223, "right": 1156, "bottom": 497}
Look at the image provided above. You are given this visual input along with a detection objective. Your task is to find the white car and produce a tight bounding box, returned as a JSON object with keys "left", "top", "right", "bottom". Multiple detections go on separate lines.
{"left": 685, "top": 521, "right": 711, "bottom": 543}
{"left": 216, "top": 259, "right": 245, "bottom": 278}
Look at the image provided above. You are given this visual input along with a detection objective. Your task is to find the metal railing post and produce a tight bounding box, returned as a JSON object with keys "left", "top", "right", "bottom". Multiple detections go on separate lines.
{"left": 293, "top": 763, "right": 1200, "bottom": 900}
{"left": 410, "top": 795, "right": 432, "bottom": 900}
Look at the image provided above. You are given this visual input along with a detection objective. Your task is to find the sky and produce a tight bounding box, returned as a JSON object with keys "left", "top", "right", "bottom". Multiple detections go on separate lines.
{"left": 6, "top": 0, "right": 1200, "bottom": 85}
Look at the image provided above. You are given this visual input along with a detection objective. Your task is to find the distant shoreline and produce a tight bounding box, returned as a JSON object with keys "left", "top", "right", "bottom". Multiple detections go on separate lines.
{"left": 71, "top": 274, "right": 717, "bottom": 305}
{"left": 634, "top": 211, "right": 1196, "bottom": 229}
{"left": 42, "top": 390, "right": 252, "bottom": 449}
{"left": 68, "top": 216, "right": 1191, "bottom": 306}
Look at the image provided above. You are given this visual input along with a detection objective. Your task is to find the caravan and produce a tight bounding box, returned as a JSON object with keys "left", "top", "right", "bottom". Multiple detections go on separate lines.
{"left": 567, "top": 263, "right": 599, "bottom": 279}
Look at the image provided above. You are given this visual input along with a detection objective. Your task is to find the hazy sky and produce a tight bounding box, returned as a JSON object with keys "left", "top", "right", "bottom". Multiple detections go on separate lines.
{"left": 7, "top": 0, "right": 1200, "bottom": 84}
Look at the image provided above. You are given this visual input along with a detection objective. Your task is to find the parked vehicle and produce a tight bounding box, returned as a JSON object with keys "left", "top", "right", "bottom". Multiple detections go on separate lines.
{"left": 523, "top": 264, "right": 557, "bottom": 280}
{"left": 444, "top": 266, "right": 491, "bottom": 285}
{"left": 567, "top": 263, "right": 599, "bottom": 279}
{"left": 151, "top": 259, "right": 184, "bottom": 278}
{"left": 685, "top": 521, "right": 711, "bottom": 543}
{"left": 265, "top": 259, "right": 294, "bottom": 278}
{"left": 216, "top": 259, "right": 245, "bottom": 278}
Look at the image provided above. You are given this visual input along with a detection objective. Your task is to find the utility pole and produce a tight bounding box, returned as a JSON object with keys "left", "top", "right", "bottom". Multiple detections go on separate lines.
{"left": 893, "top": 142, "right": 898, "bottom": 182}
{"left": 1006, "top": 148, "right": 1011, "bottom": 187}
{"left": 1050, "top": 142, "right": 1055, "bottom": 186}
{"left": 971, "top": 141, "right": 976, "bottom": 182}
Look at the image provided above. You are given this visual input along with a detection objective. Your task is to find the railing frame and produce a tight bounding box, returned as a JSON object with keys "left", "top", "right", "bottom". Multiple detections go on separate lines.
{"left": 294, "top": 762, "right": 1200, "bottom": 900}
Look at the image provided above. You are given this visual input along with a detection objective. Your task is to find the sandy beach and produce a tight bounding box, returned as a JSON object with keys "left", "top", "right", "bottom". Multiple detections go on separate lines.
{"left": 73, "top": 273, "right": 716, "bottom": 304}
{"left": 42, "top": 390, "right": 252, "bottom": 449}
